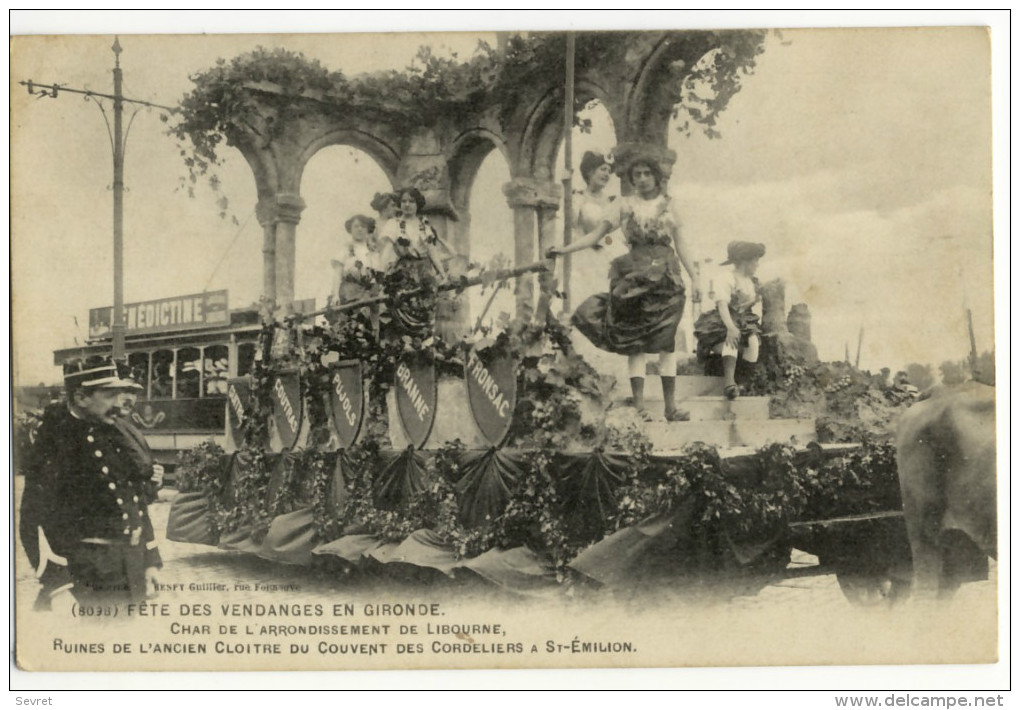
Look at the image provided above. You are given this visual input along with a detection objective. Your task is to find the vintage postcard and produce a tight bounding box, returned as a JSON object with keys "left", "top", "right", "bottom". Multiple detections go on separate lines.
{"left": 11, "top": 21, "right": 1003, "bottom": 679}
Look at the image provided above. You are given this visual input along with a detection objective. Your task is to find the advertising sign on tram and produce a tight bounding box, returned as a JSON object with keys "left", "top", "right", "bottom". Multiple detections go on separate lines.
{"left": 89, "top": 290, "right": 229, "bottom": 338}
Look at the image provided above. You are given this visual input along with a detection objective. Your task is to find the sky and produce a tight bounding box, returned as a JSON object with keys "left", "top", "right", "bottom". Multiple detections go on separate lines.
{"left": 10, "top": 13, "right": 1004, "bottom": 386}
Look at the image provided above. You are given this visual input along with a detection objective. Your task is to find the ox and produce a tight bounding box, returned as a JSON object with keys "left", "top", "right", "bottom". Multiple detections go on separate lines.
{"left": 896, "top": 381, "right": 996, "bottom": 598}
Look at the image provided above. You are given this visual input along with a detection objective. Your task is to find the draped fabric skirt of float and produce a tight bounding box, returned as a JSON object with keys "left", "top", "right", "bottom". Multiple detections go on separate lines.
{"left": 572, "top": 243, "right": 685, "bottom": 355}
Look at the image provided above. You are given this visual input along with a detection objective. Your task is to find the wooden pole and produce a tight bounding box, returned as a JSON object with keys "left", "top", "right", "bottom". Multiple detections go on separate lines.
{"left": 561, "top": 32, "right": 575, "bottom": 313}
{"left": 855, "top": 326, "right": 863, "bottom": 369}
{"left": 303, "top": 262, "right": 549, "bottom": 320}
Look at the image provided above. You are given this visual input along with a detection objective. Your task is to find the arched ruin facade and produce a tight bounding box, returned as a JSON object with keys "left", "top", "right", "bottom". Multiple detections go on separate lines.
{"left": 219, "top": 31, "right": 755, "bottom": 315}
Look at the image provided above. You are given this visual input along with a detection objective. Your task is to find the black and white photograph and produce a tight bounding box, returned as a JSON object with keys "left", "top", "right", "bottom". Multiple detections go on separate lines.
{"left": 10, "top": 10, "right": 1008, "bottom": 693}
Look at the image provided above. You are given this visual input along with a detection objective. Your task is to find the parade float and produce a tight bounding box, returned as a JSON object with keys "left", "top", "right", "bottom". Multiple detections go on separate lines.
{"left": 166, "top": 268, "right": 912, "bottom": 604}
{"left": 163, "top": 32, "right": 915, "bottom": 604}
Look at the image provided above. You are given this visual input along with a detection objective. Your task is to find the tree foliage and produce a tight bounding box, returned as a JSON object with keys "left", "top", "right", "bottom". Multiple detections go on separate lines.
{"left": 904, "top": 362, "right": 935, "bottom": 391}
{"left": 939, "top": 359, "right": 967, "bottom": 386}
{"left": 974, "top": 350, "right": 995, "bottom": 386}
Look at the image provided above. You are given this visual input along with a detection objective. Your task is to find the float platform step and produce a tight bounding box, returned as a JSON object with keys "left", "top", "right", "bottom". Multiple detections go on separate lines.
{"left": 639, "top": 417, "right": 817, "bottom": 450}
{"left": 615, "top": 395, "right": 770, "bottom": 422}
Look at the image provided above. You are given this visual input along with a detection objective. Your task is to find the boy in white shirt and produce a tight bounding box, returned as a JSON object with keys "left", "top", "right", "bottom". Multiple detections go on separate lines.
{"left": 694, "top": 241, "right": 765, "bottom": 399}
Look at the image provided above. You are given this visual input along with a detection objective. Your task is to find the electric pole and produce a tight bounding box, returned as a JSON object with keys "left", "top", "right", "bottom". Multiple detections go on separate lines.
{"left": 112, "top": 37, "right": 125, "bottom": 358}
{"left": 19, "top": 36, "right": 176, "bottom": 359}
{"left": 966, "top": 308, "right": 979, "bottom": 379}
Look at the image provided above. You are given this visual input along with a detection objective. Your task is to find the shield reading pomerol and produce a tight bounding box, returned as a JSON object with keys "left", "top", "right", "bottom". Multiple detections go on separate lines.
{"left": 328, "top": 360, "right": 364, "bottom": 449}
{"left": 464, "top": 347, "right": 518, "bottom": 446}
{"left": 225, "top": 376, "right": 251, "bottom": 444}
{"left": 270, "top": 369, "right": 302, "bottom": 451}
{"left": 394, "top": 353, "right": 437, "bottom": 449}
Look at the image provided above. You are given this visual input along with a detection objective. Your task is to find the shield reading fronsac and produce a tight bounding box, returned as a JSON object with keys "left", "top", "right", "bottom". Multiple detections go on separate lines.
{"left": 328, "top": 360, "right": 364, "bottom": 449}
{"left": 394, "top": 354, "right": 437, "bottom": 449}
{"left": 226, "top": 376, "right": 251, "bottom": 445}
{"left": 270, "top": 369, "right": 302, "bottom": 451}
{"left": 464, "top": 346, "right": 518, "bottom": 446}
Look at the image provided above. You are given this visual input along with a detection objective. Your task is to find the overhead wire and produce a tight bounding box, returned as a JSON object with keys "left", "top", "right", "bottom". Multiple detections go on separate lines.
{"left": 203, "top": 208, "right": 256, "bottom": 293}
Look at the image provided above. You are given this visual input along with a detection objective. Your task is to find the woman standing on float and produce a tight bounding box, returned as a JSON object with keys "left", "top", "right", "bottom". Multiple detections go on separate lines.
{"left": 574, "top": 151, "right": 616, "bottom": 233}
{"left": 569, "top": 151, "right": 627, "bottom": 305}
{"left": 549, "top": 155, "right": 700, "bottom": 421}
{"left": 380, "top": 187, "right": 461, "bottom": 342}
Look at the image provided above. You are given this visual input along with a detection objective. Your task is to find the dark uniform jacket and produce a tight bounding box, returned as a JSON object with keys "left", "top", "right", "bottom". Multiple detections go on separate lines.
{"left": 19, "top": 404, "right": 162, "bottom": 601}
{"left": 115, "top": 417, "right": 160, "bottom": 505}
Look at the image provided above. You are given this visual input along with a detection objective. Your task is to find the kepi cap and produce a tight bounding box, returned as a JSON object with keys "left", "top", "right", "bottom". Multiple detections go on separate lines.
{"left": 64, "top": 355, "right": 136, "bottom": 390}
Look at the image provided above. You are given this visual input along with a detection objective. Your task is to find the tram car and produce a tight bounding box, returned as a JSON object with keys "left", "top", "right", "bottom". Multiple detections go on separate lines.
{"left": 52, "top": 291, "right": 314, "bottom": 476}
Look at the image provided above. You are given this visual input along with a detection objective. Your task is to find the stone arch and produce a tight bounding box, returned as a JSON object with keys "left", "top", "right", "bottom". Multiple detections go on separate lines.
{"left": 518, "top": 78, "right": 617, "bottom": 184}
{"left": 447, "top": 127, "right": 509, "bottom": 258}
{"left": 624, "top": 34, "right": 720, "bottom": 146}
{"left": 237, "top": 143, "right": 281, "bottom": 203}
{"left": 296, "top": 126, "right": 402, "bottom": 194}
{"left": 624, "top": 35, "right": 676, "bottom": 144}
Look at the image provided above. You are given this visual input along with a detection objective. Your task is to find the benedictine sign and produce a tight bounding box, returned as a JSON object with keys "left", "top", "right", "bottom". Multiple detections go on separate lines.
{"left": 88, "top": 290, "right": 229, "bottom": 338}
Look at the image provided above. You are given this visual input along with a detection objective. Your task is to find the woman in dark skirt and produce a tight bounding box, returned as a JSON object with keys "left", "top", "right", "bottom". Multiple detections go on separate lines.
{"left": 379, "top": 187, "right": 463, "bottom": 342}
{"left": 549, "top": 156, "right": 700, "bottom": 421}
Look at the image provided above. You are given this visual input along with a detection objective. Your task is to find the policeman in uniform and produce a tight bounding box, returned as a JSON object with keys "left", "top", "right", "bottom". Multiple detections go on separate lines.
{"left": 20, "top": 356, "right": 162, "bottom": 608}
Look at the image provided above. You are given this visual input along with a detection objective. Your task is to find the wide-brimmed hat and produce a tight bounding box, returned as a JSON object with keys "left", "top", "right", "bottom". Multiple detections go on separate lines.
{"left": 64, "top": 355, "right": 136, "bottom": 390}
{"left": 720, "top": 241, "right": 766, "bottom": 265}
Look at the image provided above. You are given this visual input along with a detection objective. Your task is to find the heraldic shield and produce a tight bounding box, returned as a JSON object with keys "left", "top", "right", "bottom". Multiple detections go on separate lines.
{"left": 464, "top": 346, "right": 518, "bottom": 446}
{"left": 328, "top": 359, "right": 364, "bottom": 449}
{"left": 226, "top": 375, "right": 252, "bottom": 446}
{"left": 394, "top": 353, "right": 437, "bottom": 450}
{"left": 270, "top": 369, "right": 302, "bottom": 451}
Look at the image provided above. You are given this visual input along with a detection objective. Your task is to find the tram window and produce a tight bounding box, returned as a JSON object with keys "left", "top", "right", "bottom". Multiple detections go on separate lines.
{"left": 205, "top": 344, "right": 229, "bottom": 395}
{"left": 127, "top": 352, "right": 149, "bottom": 392}
{"left": 237, "top": 343, "right": 256, "bottom": 376}
{"left": 177, "top": 347, "right": 201, "bottom": 399}
{"left": 151, "top": 350, "right": 174, "bottom": 399}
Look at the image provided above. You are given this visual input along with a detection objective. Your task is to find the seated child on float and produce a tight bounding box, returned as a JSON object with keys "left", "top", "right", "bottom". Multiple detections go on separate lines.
{"left": 693, "top": 241, "right": 766, "bottom": 400}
